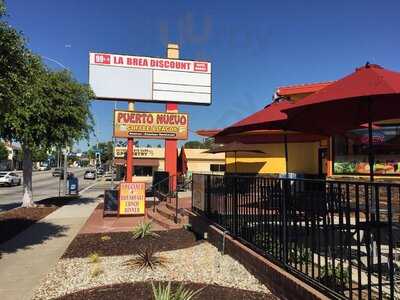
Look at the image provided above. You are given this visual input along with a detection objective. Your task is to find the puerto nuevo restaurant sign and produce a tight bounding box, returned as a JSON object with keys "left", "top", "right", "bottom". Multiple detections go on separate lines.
{"left": 114, "top": 110, "right": 188, "bottom": 140}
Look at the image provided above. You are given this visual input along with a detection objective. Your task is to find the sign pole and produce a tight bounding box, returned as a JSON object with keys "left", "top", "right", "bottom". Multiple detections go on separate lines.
{"left": 126, "top": 101, "right": 135, "bottom": 182}
{"left": 165, "top": 43, "right": 179, "bottom": 191}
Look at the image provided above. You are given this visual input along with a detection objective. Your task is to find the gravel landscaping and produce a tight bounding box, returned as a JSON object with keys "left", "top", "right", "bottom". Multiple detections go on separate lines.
{"left": 33, "top": 239, "right": 275, "bottom": 299}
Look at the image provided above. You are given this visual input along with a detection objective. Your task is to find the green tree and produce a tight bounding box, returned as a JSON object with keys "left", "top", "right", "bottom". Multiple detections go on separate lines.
{"left": 32, "top": 147, "right": 48, "bottom": 162}
{"left": 184, "top": 140, "right": 206, "bottom": 149}
{"left": 0, "top": 141, "right": 8, "bottom": 161}
{"left": 92, "top": 141, "right": 113, "bottom": 164}
{"left": 0, "top": 3, "right": 94, "bottom": 206}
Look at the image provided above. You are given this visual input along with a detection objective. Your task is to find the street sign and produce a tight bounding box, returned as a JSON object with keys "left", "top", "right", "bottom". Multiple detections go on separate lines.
{"left": 89, "top": 52, "right": 211, "bottom": 105}
{"left": 113, "top": 110, "right": 188, "bottom": 140}
{"left": 119, "top": 182, "right": 145, "bottom": 215}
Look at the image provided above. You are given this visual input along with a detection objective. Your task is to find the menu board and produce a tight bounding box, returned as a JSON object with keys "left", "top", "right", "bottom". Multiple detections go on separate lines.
{"left": 119, "top": 182, "right": 146, "bottom": 215}
{"left": 104, "top": 189, "right": 118, "bottom": 216}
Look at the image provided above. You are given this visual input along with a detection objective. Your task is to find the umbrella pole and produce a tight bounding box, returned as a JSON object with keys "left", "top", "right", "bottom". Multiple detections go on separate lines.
{"left": 368, "top": 102, "right": 374, "bottom": 182}
{"left": 234, "top": 151, "right": 237, "bottom": 174}
{"left": 284, "top": 132, "right": 289, "bottom": 176}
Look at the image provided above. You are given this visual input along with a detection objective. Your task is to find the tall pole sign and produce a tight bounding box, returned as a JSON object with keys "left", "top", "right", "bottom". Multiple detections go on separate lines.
{"left": 88, "top": 44, "right": 212, "bottom": 189}
{"left": 126, "top": 101, "right": 134, "bottom": 182}
{"left": 165, "top": 44, "right": 180, "bottom": 190}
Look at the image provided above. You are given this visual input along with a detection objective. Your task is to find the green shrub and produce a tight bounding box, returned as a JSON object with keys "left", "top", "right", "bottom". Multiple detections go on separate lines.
{"left": 288, "top": 247, "right": 312, "bottom": 264}
{"left": 132, "top": 221, "right": 160, "bottom": 239}
{"left": 87, "top": 252, "right": 100, "bottom": 263}
{"left": 100, "top": 235, "right": 111, "bottom": 241}
{"left": 90, "top": 264, "right": 103, "bottom": 278}
{"left": 152, "top": 282, "right": 203, "bottom": 300}
{"left": 319, "top": 263, "right": 350, "bottom": 289}
{"left": 124, "top": 246, "right": 167, "bottom": 271}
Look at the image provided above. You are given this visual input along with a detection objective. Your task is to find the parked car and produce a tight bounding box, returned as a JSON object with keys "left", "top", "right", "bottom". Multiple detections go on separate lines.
{"left": 96, "top": 168, "right": 105, "bottom": 176}
{"left": 52, "top": 168, "right": 64, "bottom": 177}
{"left": 38, "top": 165, "right": 51, "bottom": 171}
{"left": 104, "top": 170, "right": 116, "bottom": 181}
{"left": 0, "top": 172, "right": 21, "bottom": 186}
{"left": 84, "top": 170, "right": 96, "bottom": 180}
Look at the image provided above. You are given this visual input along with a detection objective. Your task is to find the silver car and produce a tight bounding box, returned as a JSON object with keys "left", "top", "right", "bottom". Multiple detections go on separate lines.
{"left": 0, "top": 172, "right": 21, "bottom": 186}
{"left": 84, "top": 170, "right": 96, "bottom": 180}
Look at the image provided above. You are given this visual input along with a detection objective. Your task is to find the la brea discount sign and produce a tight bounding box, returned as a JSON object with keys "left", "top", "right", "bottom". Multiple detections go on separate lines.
{"left": 89, "top": 52, "right": 211, "bottom": 105}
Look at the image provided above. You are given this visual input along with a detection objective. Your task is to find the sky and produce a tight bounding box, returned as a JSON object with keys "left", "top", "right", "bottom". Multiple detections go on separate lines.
{"left": 5, "top": 0, "right": 400, "bottom": 151}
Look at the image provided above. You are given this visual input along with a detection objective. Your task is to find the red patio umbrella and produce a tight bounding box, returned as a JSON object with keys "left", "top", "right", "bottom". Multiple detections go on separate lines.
{"left": 282, "top": 63, "right": 400, "bottom": 181}
{"left": 215, "top": 100, "right": 325, "bottom": 175}
{"left": 215, "top": 100, "right": 291, "bottom": 136}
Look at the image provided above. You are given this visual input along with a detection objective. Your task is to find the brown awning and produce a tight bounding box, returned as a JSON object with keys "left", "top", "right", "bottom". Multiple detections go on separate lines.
{"left": 114, "top": 158, "right": 159, "bottom": 167}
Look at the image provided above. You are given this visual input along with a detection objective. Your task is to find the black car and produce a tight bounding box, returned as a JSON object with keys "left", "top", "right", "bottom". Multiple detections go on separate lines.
{"left": 52, "top": 168, "right": 64, "bottom": 177}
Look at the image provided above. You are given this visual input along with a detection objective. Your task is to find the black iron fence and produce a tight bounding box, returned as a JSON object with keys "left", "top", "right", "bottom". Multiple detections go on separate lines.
{"left": 192, "top": 174, "right": 400, "bottom": 299}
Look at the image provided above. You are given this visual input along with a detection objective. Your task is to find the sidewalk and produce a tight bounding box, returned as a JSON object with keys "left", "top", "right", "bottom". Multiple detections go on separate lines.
{"left": 0, "top": 189, "right": 101, "bottom": 300}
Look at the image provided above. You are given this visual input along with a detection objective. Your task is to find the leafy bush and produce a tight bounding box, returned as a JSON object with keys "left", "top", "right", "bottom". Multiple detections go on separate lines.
{"left": 288, "top": 247, "right": 312, "bottom": 264}
{"left": 132, "top": 221, "right": 160, "bottom": 239}
{"left": 100, "top": 235, "right": 111, "bottom": 241}
{"left": 90, "top": 264, "right": 103, "bottom": 278}
{"left": 124, "top": 245, "right": 167, "bottom": 271}
{"left": 319, "top": 263, "right": 350, "bottom": 289}
{"left": 88, "top": 252, "right": 100, "bottom": 263}
{"left": 152, "top": 282, "right": 202, "bottom": 300}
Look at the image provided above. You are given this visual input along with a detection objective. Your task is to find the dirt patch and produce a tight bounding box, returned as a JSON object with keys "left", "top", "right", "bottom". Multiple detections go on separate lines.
{"left": 54, "top": 281, "right": 276, "bottom": 300}
{"left": 62, "top": 228, "right": 198, "bottom": 258}
{"left": 0, "top": 196, "right": 78, "bottom": 244}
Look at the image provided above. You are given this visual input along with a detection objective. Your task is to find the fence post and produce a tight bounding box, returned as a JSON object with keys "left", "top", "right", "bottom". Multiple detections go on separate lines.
{"left": 282, "top": 178, "right": 288, "bottom": 264}
{"left": 174, "top": 189, "right": 179, "bottom": 224}
{"left": 206, "top": 175, "right": 211, "bottom": 216}
{"left": 233, "top": 176, "right": 238, "bottom": 236}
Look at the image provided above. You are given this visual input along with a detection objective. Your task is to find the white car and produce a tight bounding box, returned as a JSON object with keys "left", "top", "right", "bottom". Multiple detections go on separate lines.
{"left": 84, "top": 170, "right": 96, "bottom": 180}
{"left": 0, "top": 172, "right": 21, "bottom": 186}
{"left": 38, "top": 165, "right": 50, "bottom": 171}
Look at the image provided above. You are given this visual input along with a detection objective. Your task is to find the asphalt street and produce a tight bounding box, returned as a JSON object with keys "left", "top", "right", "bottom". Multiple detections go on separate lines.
{"left": 0, "top": 168, "right": 111, "bottom": 211}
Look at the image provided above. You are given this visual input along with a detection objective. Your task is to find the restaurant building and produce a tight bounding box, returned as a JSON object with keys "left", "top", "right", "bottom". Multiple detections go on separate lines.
{"left": 113, "top": 147, "right": 225, "bottom": 181}
{"left": 199, "top": 80, "right": 400, "bottom": 180}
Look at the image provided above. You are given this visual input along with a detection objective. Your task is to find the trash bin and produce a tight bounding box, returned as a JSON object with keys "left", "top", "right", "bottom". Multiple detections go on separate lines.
{"left": 67, "top": 176, "right": 79, "bottom": 195}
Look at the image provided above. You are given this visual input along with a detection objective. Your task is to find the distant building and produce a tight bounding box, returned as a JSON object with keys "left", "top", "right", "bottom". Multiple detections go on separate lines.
{"left": 0, "top": 142, "right": 22, "bottom": 171}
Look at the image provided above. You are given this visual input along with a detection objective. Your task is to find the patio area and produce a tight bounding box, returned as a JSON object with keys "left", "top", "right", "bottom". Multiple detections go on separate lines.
{"left": 192, "top": 173, "right": 400, "bottom": 299}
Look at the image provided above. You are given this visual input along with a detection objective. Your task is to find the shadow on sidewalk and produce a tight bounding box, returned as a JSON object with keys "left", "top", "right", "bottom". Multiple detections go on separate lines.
{"left": 0, "top": 222, "right": 69, "bottom": 258}
{"left": 0, "top": 202, "right": 21, "bottom": 211}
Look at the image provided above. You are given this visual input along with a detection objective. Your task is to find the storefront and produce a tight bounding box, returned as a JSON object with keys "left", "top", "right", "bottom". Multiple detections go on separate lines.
{"left": 200, "top": 80, "right": 400, "bottom": 181}
{"left": 332, "top": 122, "right": 400, "bottom": 176}
{"left": 113, "top": 147, "right": 225, "bottom": 179}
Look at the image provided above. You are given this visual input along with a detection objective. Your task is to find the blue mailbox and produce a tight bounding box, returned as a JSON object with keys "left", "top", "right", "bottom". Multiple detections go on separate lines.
{"left": 67, "top": 176, "right": 79, "bottom": 195}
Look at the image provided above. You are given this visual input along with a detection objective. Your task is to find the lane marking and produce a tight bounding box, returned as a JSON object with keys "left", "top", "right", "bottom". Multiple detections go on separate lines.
{"left": 79, "top": 180, "right": 100, "bottom": 194}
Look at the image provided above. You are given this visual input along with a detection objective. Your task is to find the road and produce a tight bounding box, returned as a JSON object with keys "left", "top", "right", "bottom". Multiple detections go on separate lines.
{"left": 0, "top": 168, "right": 111, "bottom": 211}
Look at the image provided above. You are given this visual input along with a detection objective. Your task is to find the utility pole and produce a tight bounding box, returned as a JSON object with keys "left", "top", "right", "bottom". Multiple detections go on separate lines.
{"left": 63, "top": 145, "right": 68, "bottom": 195}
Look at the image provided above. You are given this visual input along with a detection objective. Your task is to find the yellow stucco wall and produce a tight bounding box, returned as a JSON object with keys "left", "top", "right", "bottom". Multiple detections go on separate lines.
{"left": 225, "top": 142, "right": 319, "bottom": 175}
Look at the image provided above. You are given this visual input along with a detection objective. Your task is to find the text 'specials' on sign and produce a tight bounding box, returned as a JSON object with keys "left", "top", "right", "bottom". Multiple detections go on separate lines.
{"left": 119, "top": 182, "right": 145, "bottom": 215}
{"left": 113, "top": 110, "right": 188, "bottom": 140}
